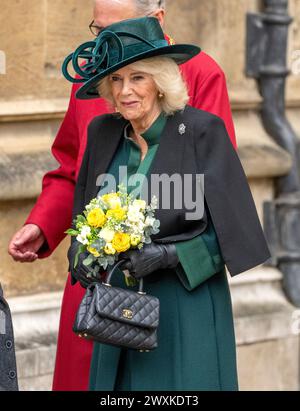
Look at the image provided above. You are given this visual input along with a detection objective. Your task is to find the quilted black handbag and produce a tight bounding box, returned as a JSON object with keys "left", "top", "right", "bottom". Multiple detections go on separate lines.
{"left": 73, "top": 260, "right": 160, "bottom": 352}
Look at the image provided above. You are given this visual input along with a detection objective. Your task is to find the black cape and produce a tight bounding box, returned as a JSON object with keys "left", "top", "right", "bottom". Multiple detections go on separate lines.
{"left": 71, "top": 105, "right": 271, "bottom": 276}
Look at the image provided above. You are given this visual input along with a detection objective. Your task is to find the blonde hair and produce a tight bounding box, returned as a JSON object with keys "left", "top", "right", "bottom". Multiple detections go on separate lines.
{"left": 97, "top": 56, "right": 189, "bottom": 115}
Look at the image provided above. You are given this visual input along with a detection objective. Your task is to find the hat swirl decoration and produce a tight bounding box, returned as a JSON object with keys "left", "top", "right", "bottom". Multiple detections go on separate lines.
{"left": 62, "top": 17, "right": 201, "bottom": 99}
{"left": 62, "top": 31, "right": 158, "bottom": 84}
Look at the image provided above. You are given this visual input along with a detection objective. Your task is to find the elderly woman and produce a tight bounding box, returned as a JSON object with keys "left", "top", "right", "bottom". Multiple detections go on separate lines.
{"left": 63, "top": 17, "right": 270, "bottom": 391}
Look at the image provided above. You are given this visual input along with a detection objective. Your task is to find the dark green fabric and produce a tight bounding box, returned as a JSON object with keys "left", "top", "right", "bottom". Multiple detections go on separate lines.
{"left": 175, "top": 207, "right": 225, "bottom": 291}
{"left": 120, "top": 111, "right": 166, "bottom": 193}
{"left": 97, "top": 112, "right": 166, "bottom": 196}
{"left": 90, "top": 113, "right": 238, "bottom": 391}
{"left": 89, "top": 267, "right": 238, "bottom": 391}
{"left": 97, "top": 112, "right": 167, "bottom": 280}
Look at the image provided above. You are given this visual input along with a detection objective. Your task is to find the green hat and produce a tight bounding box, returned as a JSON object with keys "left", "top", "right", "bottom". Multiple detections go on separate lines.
{"left": 62, "top": 16, "right": 201, "bottom": 100}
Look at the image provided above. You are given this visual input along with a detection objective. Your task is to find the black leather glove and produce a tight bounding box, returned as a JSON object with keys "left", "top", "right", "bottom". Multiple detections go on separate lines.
{"left": 118, "top": 242, "right": 179, "bottom": 279}
{"left": 67, "top": 240, "right": 102, "bottom": 288}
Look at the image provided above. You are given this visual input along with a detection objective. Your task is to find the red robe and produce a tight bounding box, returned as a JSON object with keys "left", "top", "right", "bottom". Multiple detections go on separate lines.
{"left": 25, "top": 46, "right": 237, "bottom": 390}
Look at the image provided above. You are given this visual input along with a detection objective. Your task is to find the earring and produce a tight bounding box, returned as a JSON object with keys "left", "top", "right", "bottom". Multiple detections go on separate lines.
{"left": 158, "top": 92, "right": 164, "bottom": 99}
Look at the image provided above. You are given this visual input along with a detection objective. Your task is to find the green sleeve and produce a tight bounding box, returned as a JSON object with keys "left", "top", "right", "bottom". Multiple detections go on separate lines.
{"left": 174, "top": 214, "right": 225, "bottom": 291}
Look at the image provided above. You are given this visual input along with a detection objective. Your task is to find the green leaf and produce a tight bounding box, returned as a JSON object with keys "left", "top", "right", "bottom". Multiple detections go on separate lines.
{"left": 101, "top": 260, "right": 108, "bottom": 270}
{"left": 92, "top": 265, "right": 100, "bottom": 275}
{"left": 77, "top": 215, "right": 86, "bottom": 224}
{"left": 65, "top": 229, "right": 79, "bottom": 236}
{"left": 91, "top": 238, "right": 105, "bottom": 249}
{"left": 83, "top": 254, "right": 95, "bottom": 266}
{"left": 107, "top": 255, "right": 116, "bottom": 265}
{"left": 74, "top": 244, "right": 86, "bottom": 268}
{"left": 74, "top": 249, "right": 80, "bottom": 269}
{"left": 153, "top": 220, "right": 160, "bottom": 228}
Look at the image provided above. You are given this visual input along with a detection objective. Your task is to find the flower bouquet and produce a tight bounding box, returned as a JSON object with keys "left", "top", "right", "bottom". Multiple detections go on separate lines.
{"left": 65, "top": 184, "right": 160, "bottom": 285}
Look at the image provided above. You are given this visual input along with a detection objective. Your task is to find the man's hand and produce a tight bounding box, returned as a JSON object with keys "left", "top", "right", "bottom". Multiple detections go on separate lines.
{"left": 118, "top": 242, "right": 179, "bottom": 279}
{"left": 8, "top": 224, "right": 46, "bottom": 263}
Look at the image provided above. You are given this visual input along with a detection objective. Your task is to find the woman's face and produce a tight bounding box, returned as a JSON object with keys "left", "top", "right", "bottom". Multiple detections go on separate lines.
{"left": 109, "top": 65, "right": 161, "bottom": 125}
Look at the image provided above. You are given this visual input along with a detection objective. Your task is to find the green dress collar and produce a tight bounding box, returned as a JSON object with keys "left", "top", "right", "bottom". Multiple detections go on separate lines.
{"left": 124, "top": 112, "right": 166, "bottom": 146}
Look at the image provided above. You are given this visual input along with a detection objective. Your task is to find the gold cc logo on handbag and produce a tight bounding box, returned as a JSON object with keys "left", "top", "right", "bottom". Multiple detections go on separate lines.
{"left": 122, "top": 309, "right": 133, "bottom": 319}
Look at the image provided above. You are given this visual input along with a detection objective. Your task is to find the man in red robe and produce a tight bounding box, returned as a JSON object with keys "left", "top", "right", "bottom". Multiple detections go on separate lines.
{"left": 8, "top": 0, "right": 236, "bottom": 391}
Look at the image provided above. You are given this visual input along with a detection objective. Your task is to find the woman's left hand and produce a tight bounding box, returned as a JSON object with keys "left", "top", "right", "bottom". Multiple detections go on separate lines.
{"left": 118, "top": 242, "right": 179, "bottom": 279}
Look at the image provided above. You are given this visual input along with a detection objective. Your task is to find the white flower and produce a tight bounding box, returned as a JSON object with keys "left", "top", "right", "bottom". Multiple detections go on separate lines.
{"left": 145, "top": 216, "right": 155, "bottom": 227}
{"left": 132, "top": 199, "right": 146, "bottom": 211}
{"left": 76, "top": 225, "right": 91, "bottom": 245}
{"left": 85, "top": 198, "right": 101, "bottom": 212}
{"left": 136, "top": 220, "right": 146, "bottom": 231}
{"left": 127, "top": 206, "right": 145, "bottom": 223}
{"left": 150, "top": 195, "right": 158, "bottom": 209}
{"left": 98, "top": 227, "right": 115, "bottom": 243}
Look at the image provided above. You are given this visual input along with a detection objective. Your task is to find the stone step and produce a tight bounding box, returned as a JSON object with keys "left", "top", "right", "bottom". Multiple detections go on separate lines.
{"left": 16, "top": 337, "right": 56, "bottom": 391}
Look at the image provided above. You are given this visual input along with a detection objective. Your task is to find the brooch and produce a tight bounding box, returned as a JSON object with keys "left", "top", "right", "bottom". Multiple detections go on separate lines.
{"left": 178, "top": 123, "right": 186, "bottom": 135}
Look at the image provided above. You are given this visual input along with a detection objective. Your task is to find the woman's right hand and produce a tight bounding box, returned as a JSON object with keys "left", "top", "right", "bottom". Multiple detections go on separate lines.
{"left": 67, "top": 240, "right": 102, "bottom": 288}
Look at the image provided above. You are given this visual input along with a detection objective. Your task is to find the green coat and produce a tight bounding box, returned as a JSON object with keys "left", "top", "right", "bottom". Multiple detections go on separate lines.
{"left": 89, "top": 113, "right": 238, "bottom": 391}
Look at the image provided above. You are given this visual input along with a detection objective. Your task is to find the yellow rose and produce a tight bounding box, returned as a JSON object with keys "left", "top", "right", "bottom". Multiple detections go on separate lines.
{"left": 106, "top": 207, "right": 126, "bottom": 221}
{"left": 104, "top": 243, "right": 116, "bottom": 255}
{"left": 87, "top": 246, "right": 100, "bottom": 257}
{"left": 101, "top": 193, "right": 121, "bottom": 209}
{"left": 87, "top": 208, "right": 106, "bottom": 228}
{"left": 112, "top": 232, "right": 131, "bottom": 253}
{"left": 130, "top": 234, "right": 141, "bottom": 246}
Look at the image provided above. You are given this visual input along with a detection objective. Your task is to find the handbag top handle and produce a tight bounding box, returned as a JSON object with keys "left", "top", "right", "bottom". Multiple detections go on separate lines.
{"left": 104, "top": 259, "right": 145, "bottom": 294}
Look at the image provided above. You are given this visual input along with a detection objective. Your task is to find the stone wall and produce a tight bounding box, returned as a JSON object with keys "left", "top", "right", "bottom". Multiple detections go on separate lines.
{"left": 1, "top": 0, "right": 300, "bottom": 390}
